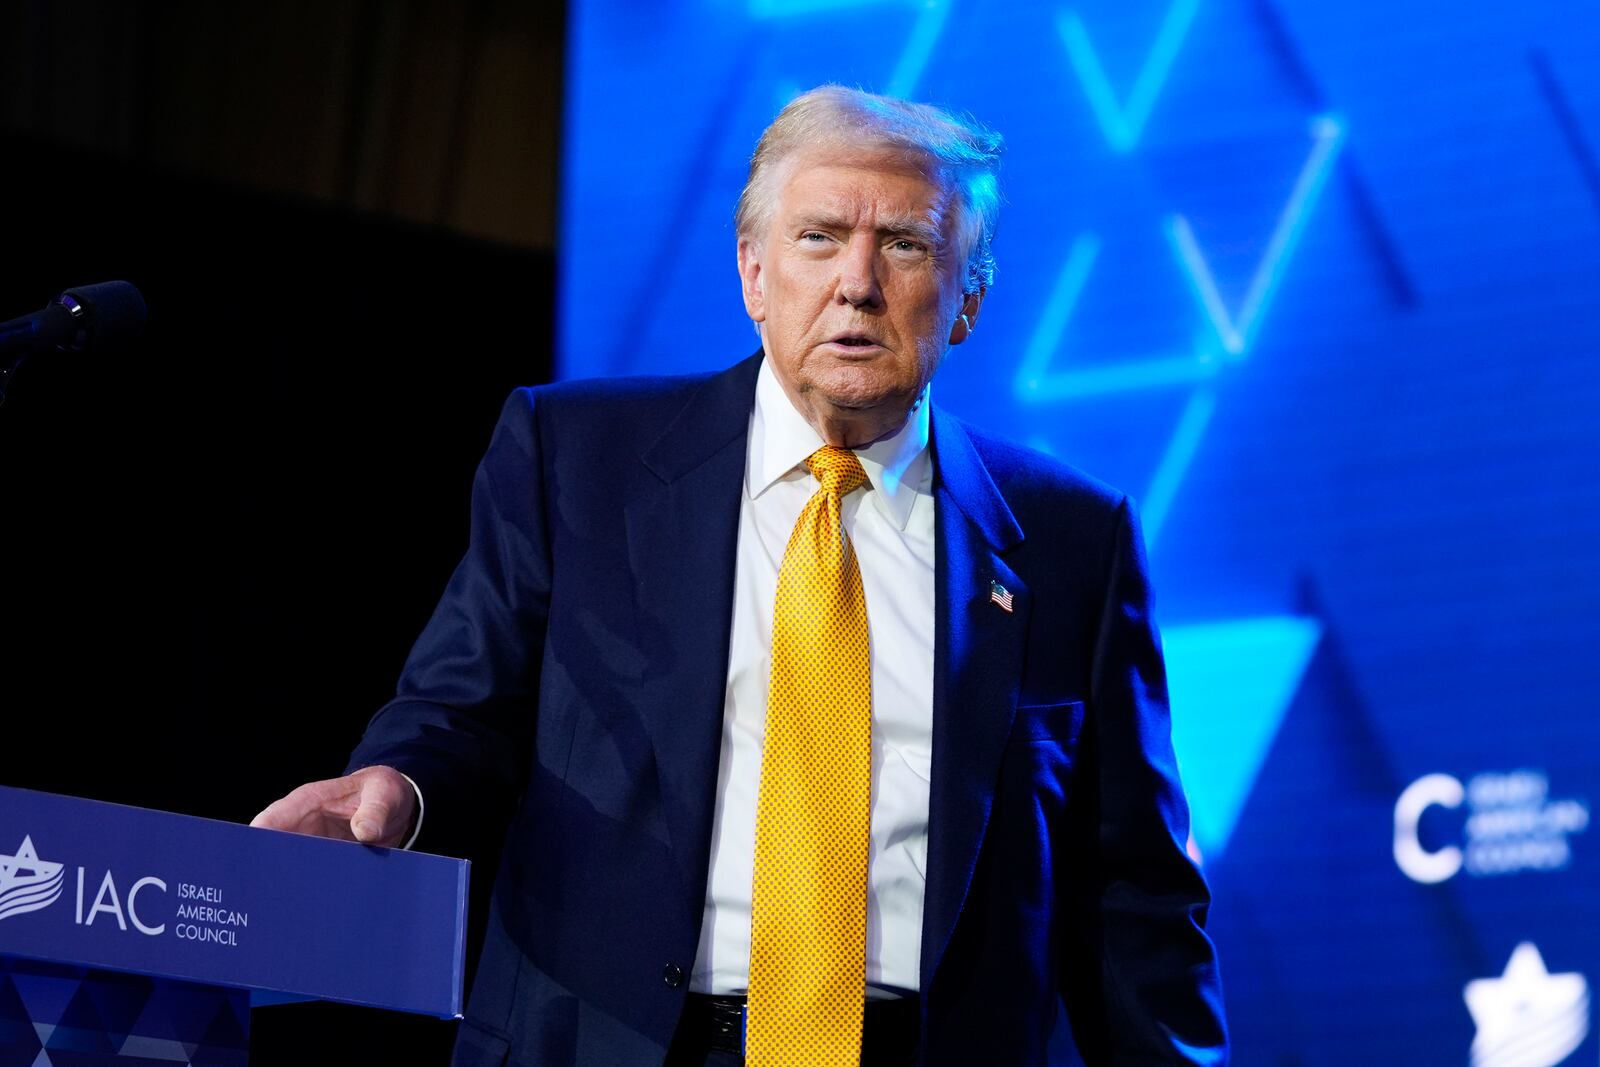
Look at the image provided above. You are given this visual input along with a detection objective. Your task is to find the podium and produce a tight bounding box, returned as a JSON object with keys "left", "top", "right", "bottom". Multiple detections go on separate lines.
{"left": 0, "top": 785, "right": 468, "bottom": 1066}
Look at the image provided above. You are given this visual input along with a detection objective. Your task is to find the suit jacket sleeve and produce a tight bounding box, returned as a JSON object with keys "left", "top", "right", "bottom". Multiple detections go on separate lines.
{"left": 345, "top": 387, "right": 549, "bottom": 852}
{"left": 1068, "top": 496, "right": 1228, "bottom": 1065}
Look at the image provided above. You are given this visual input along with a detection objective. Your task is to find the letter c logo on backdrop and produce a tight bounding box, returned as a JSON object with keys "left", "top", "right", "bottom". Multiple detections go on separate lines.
{"left": 1394, "top": 773, "right": 1465, "bottom": 884}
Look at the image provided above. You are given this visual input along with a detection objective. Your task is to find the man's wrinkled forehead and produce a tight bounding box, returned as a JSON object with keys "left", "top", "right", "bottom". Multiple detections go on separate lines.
{"left": 771, "top": 146, "right": 958, "bottom": 234}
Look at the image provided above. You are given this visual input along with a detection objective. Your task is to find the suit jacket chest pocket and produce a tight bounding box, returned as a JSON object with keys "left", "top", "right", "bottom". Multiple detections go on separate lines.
{"left": 998, "top": 700, "right": 1087, "bottom": 813}
{"left": 1008, "top": 700, "right": 1085, "bottom": 746}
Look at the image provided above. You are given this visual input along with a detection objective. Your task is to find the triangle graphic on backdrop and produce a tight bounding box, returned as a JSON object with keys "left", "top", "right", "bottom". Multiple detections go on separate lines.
{"left": 1164, "top": 615, "right": 1323, "bottom": 859}
{"left": 1057, "top": 0, "right": 1201, "bottom": 152}
{"left": 1166, "top": 117, "right": 1346, "bottom": 356}
{"left": 750, "top": 0, "right": 952, "bottom": 101}
{"left": 1012, "top": 232, "right": 1217, "bottom": 404}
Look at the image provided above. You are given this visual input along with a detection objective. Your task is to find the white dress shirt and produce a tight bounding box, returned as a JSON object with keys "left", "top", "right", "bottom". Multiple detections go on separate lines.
{"left": 689, "top": 358, "right": 937, "bottom": 996}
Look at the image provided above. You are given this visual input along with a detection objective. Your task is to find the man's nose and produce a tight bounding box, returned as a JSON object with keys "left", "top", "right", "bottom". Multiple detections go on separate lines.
{"left": 835, "top": 235, "right": 883, "bottom": 308}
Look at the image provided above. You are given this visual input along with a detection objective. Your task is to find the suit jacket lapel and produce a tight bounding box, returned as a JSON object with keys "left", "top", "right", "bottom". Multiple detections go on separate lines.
{"left": 623, "top": 353, "right": 761, "bottom": 919}
{"left": 920, "top": 406, "right": 1027, "bottom": 995}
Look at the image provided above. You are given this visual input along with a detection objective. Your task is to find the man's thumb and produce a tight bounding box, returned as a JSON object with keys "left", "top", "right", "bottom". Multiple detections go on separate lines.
{"left": 351, "top": 787, "right": 391, "bottom": 843}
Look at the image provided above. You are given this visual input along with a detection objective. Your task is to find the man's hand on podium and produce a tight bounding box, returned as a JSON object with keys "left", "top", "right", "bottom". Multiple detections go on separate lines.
{"left": 250, "top": 765, "right": 418, "bottom": 847}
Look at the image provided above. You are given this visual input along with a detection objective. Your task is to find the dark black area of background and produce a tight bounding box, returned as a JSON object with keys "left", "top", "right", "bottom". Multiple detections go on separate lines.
{"left": 0, "top": 136, "right": 555, "bottom": 1061}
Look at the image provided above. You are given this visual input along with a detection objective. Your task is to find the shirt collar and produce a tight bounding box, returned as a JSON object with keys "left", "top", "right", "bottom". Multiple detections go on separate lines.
{"left": 748, "top": 357, "right": 931, "bottom": 531}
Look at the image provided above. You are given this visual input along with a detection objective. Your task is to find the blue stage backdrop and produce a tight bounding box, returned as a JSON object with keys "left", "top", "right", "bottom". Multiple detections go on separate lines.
{"left": 559, "top": 1, "right": 1600, "bottom": 1062}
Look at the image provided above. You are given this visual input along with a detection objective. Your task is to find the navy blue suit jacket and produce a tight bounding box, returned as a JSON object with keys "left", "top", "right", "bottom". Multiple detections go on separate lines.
{"left": 348, "top": 353, "right": 1227, "bottom": 1065}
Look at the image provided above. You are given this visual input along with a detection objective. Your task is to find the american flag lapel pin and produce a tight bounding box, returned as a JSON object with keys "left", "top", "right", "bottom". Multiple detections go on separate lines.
{"left": 989, "top": 579, "right": 1014, "bottom": 613}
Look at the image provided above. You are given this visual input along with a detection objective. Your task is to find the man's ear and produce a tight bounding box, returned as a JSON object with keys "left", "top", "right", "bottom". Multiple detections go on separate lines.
{"left": 738, "top": 237, "right": 767, "bottom": 323}
{"left": 948, "top": 287, "right": 986, "bottom": 345}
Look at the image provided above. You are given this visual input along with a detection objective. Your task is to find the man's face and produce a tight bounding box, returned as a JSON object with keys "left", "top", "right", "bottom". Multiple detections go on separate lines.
{"left": 738, "top": 147, "right": 983, "bottom": 446}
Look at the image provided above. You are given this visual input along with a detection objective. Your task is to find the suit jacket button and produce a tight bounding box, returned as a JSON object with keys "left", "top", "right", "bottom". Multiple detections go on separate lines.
{"left": 662, "top": 964, "right": 685, "bottom": 989}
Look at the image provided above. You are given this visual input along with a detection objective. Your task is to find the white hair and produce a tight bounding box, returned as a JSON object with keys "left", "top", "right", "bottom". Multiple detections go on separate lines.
{"left": 735, "top": 85, "right": 1004, "bottom": 293}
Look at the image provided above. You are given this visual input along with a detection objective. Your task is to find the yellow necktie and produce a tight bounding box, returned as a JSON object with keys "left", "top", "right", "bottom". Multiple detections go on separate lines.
{"left": 747, "top": 446, "right": 873, "bottom": 1066}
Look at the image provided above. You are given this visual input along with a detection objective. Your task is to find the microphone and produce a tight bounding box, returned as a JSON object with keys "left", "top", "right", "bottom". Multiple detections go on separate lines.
{"left": 0, "top": 281, "right": 147, "bottom": 360}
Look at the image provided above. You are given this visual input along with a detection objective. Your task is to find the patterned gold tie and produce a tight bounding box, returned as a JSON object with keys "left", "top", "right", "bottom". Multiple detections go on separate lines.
{"left": 747, "top": 446, "right": 873, "bottom": 1066}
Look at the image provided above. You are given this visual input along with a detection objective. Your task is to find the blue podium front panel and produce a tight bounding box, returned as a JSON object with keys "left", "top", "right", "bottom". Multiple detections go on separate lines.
{"left": 0, "top": 786, "right": 466, "bottom": 1020}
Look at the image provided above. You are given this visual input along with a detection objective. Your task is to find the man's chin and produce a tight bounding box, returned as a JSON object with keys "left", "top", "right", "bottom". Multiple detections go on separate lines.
{"left": 802, "top": 387, "right": 919, "bottom": 445}
{"left": 805, "top": 382, "right": 903, "bottom": 416}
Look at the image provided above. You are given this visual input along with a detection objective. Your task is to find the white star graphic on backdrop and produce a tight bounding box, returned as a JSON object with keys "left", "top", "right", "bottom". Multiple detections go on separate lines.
{"left": 0, "top": 836, "right": 62, "bottom": 893}
{"left": 1464, "top": 942, "right": 1589, "bottom": 1067}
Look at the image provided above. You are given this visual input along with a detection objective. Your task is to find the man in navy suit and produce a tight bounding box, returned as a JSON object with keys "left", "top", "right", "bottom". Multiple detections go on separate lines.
{"left": 254, "top": 86, "right": 1227, "bottom": 1065}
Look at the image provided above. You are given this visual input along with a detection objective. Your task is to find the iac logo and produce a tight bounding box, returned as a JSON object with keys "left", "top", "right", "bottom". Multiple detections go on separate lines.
{"left": 1464, "top": 943, "right": 1588, "bottom": 1067}
{"left": 0, "top": 836, "right": 65, "bottom": 920}
{"left": 0, "top": 833, "right": 169, "bottom": 935}
{"left": 1393, "top": 770, "right": 1590, "bottom": 885}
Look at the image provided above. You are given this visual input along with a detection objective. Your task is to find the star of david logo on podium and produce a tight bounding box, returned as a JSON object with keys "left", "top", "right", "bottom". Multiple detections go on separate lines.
{"left": 0, "top": 834, "right": 66, "bottom": 921}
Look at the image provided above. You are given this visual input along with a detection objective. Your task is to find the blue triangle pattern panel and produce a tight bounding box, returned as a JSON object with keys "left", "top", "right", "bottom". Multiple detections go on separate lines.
{"left": 0, "top": 971, "right": 43, "bottom": 1067}
{"left": 0, "top": 959, "right": 246, "bottom": 1067}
